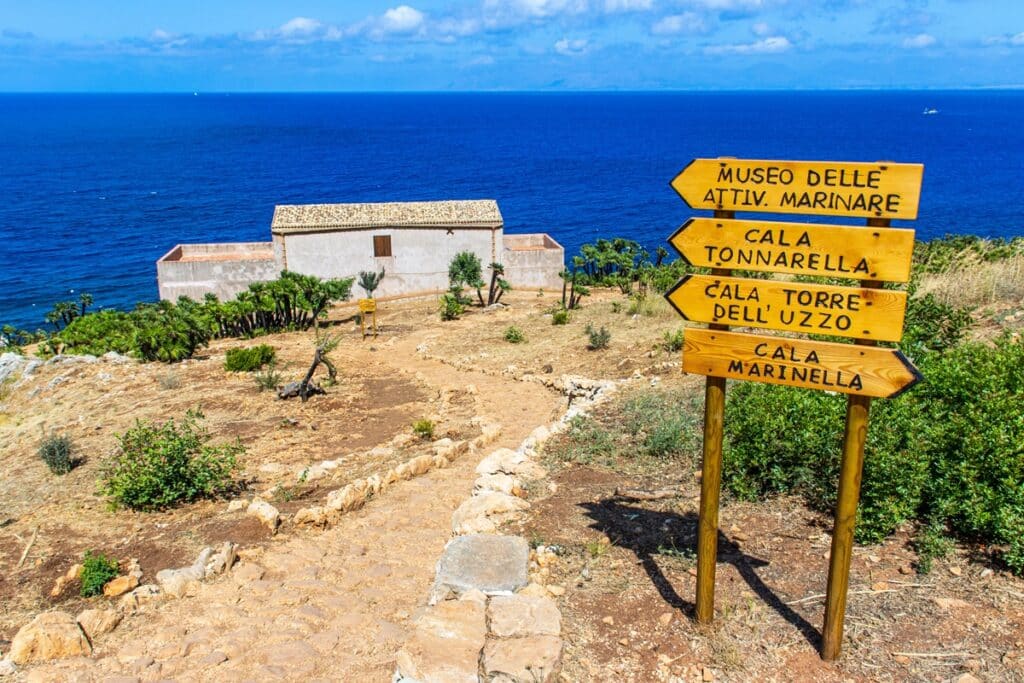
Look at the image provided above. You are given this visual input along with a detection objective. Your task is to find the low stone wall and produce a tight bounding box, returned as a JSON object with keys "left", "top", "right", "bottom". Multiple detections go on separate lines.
{"left": 156, "top": 243, "right": 278, "bottom": 302}
{"left": 502, "top": 233, "right": 565, "bottom": 291}
{"left": 394, "top": 374, "right": 617, "bottom": 683}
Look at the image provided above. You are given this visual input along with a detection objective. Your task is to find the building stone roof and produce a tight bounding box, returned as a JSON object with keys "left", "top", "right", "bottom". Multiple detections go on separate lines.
{"left": 271, "top": 200, "right": 503, "bottom": 234}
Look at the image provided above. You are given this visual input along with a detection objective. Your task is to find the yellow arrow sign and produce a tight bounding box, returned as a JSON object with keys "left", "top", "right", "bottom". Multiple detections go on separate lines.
{"left": 670, "top": 158, "right": 924, "bottom": 219}
{"left": 664, "top": 274, "right": 907, "bottom": 342}
{"left": 668, "top": 218, "right": 916, "bottom": 282}
{"left": 682, "top": 329, "right": 922, "bottom": 398}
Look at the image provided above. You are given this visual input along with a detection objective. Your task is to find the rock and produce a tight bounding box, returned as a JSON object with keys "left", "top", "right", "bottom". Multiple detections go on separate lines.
{"left": 76, "top": 608, "right": 123, "bottom": 639}
{"left": 204, "top": 542, "right": 238, "bottom": 576}
{"left": 156, "top": 547, "right": 215, "bottom": 598}
{"left": 395, "top": 599, "right": 487, "bottom": 683}
{"left": 870, "top": 581, "right": 889, "bottom": 592}
{"left": 518, "top": 583, "right": 550, "bottom": 598}
{"left": 488, "top": 595, "right": 561, "bottom": 637}
{"left": 431, "top": 535, "right": 530, "bottom": 603}
{"left": 546, "top": 585, "right": 565, "bottom": 597}
{"left": 103, "top": 575, "right": 139, "bottom": 597}
{"left": 246, "top": 499, "right": 280, "bottom": 533}
{"left": 933, "top": 597, "right": 970, "bottom": 610}
{"left": 658, "top": 611, "right": 673, "bottom": 626}
{"left": 482, "top": 635, "right": 563, "bottom": 683}
{"left": 475, "top": 448, "right": 547, "bottom": 481}
{"left": 293, "top": 506, "right": 330, "bottom": 526}
{"left": 451, "top": 492, "right": 530, "bottom": 535}
{"left": 529, "top": 425, "right": 551, "bottom": 445}
{"left": 8, "top": 611, "right": 91, "bottom": 664}
{"left": 703, "top": 666, "right": 715, "bottom": 681}
{"left": 407, "top": 454, "right": 435, "bottom": 477}
{"left": 949, "top": 566, "right": 963, "bottom": 576}
{"left": 326, "top": 484, "right": 366, "bottom": 513}
{"left": 0, "top": 660, "right": 15, "bottom": 676}
{"left": 602, "top": 616, "right": 615, "bottom": 626}
{"left": 953, "top": 675, "right": 983, "bottom": 683}
{"left": 898, "top": 565, "right": 914, "bottom": 575}
{"left": 119, "top": 584, "right": 161, "bottom": 611}
{"left": 474, "top": 473, "right": 522, "bottom": 497}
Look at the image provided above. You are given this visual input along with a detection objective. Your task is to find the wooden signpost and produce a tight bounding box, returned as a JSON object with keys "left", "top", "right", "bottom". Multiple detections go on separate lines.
{"left": 670, "top": 158, "right": 924, "bottom": 219}
{"left": 665, "top": 274, "right": 908, "bottom": 342}
{"left": 668, "top": 217, "right": 916, "bottom": 281}
{"left": 665, "top": 157, "right": 923, "bottom": 661}
{"left": 358, "top": 298, "right": 378, "bottom": 338}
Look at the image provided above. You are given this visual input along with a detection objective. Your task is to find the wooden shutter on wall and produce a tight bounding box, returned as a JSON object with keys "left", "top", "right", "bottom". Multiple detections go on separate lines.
{"left": 373, "top": 235, "right": 392, "bottom": 257}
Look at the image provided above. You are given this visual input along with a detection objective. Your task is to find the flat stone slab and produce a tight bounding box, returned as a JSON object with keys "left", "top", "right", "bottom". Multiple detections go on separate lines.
{"left": 432, "top": 535, "right": 529, "bottom": 602}
{"left": 488, "top": 595, "right": 561, "bottom": 638}
{"left": 483, "top": 634, "right": 563, "bottom": 682}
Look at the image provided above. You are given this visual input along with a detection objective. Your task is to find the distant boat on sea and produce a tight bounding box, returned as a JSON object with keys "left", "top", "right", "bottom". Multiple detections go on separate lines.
{"left": 923, "top": 107, "right": 939, "bottom": 115}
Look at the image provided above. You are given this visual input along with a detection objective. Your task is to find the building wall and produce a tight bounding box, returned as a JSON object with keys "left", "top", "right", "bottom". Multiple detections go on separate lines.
{"left": 157, "top": 243, "right": 279, "bottom": 302}
{"left": 279, "top": 226, "right": 501, "bottom": 297}
{"left": 502, "top": 234, "right": 565, "bottom": 291}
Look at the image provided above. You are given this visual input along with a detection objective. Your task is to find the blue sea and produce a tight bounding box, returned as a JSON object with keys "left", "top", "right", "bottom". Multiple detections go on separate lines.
{"left": 1, "top": 91, "right": 1022, "bottom": 330}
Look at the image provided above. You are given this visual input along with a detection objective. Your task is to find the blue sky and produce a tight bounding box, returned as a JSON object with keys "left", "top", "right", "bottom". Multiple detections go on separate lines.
{"left": 0, "top": 0, "right": 1021, "bottom": 90}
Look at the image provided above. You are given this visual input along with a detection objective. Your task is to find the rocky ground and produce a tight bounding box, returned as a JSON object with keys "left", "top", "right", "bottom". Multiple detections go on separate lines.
{"left": 1, "top": 287, "right": 1022, "bottom": 682}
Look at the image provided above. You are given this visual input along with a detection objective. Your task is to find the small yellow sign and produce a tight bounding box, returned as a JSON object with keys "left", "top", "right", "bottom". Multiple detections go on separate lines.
{"left": 682, "top": 329, "right": 922, "bottom": 398}
{"left": 670, "top": 158, "right": 924, "bottom": 219}
{"left": 669, "top": 217, "right": 916, "bottom": 282}
{"left": 358, "top": 298, "right": 377, "bottom": 314}
{"left": 664, "top": 274, "right": 907, "bottom": 342}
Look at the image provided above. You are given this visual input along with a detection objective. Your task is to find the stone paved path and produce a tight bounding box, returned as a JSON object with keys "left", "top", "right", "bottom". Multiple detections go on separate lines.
{"left": 23, "top": 341, "right": 564, "bottom": 682}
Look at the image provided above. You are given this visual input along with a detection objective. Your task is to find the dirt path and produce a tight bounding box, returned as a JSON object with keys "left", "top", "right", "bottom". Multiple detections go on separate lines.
{"left": 22, "top": 339, "right": 565, "bottom": 683}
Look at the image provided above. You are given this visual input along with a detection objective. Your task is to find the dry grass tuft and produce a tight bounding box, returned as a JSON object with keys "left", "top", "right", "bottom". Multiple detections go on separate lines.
{"left": 916, "top": 253, "right": 1024, "bottom": 309}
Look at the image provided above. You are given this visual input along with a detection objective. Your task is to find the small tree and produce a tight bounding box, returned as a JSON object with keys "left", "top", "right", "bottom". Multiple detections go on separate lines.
{"left": 295, "top": 330, "right": 340, "bottom": 402}
{"left": 358, "top": 269, "right": 385, "bottom": 299}
{"left": 448, "top": 251, "right": 483, "bottom": 304}
{"left": 485, "top": 263, "right": 511, "bottom": 306}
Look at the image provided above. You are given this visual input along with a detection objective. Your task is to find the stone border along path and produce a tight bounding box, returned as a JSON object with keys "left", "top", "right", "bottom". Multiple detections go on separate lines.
{"left": 394, "top": 375, "right": 617, "bottom": 683}
{"left": 1, "top": 344, "right": 588, "bottom": 681}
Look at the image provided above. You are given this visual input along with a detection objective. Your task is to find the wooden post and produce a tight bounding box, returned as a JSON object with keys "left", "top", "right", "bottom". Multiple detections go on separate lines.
{"left": 695, "top": 208, "right": 733, "bottom": 624}
{"left": 820, "top": 217, "right": 888, "bottom": 660}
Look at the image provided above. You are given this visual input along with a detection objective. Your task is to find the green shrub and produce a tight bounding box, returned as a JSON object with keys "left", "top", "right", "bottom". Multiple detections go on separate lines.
{"left": 80, "top": 550, "right": 119, "bottom": 597}
{"left": 723, "top": 333, "right": 1024, "bottom": 574}
{"left": 551, "top": 309, "right": 570, "bottom": 325}
{"left": 48, "top": 272, "right": 353, "bottom": 363}
{"left": 254, "top": 363, "right": 282, "bottom": 392}
{"left": 39, "top": 433, "right": 76, "bottom": 475}
{"left": 224, "top": 344, "right": 276, "bottom": 372}
{"left": 911, "top": 521, "right": 954, "bottom": 574}
{"left": 585, "top": 324, "right": 611, "bottom": 350}
{"left": 504, "top": 326, "right": 526, "bottom": 344}
{"left": 621, "top": 390, "right": 701, "bottom": 459}
{"left": 439, "top": 292, "right": 465, "bottom": 321}
{"left": 663, "top": 328, "right": 685, "bottom": 353}
{"left": 413, "top": 419, "right": 435, "bottom": 440}
{"left": 99, "top": 410, "right": 242, "bottom": 511}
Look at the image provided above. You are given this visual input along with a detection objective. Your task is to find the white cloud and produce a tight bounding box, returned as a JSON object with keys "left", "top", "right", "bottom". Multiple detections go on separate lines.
{"left": 705, "top": 35, "right": 791, "bottom": 54}
{"left": 652, "top": 13, "right": 706, "bottom": 35}
{"left": 380, "top": 6, "right": 426, "bottom": 33}
{"left": 902, "top": 33, "right": 935, "bottom": 49}
{"left": 468, "top": 54, "right": 496, "bottom": 65}
{"left": 752, "top": 22, "right": 771, "bottom": 37}
{"left": 554, "top": 37, "right": 589, "bottom": 55}
{"left": 280, "top": 17, "right": 322, "bottom": 37}
{"left": 604, "top": 0, "right": 653, "bottom": 11}
{"left": 983, "top": 32, "right": 1024, "bottom": 47}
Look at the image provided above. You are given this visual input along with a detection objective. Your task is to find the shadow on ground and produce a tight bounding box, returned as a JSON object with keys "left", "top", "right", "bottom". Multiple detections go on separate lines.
{"left": 580, "top": 499, "right": 821, "bottom": 648}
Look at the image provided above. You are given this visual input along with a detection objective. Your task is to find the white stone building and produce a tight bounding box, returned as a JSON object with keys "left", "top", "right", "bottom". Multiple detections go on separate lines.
{"left": 156, "top": 200, "right": 564, "bottom": 302}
